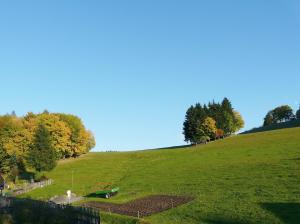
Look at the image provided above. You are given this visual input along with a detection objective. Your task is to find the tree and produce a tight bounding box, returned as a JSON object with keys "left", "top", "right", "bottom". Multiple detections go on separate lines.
{"left": 233, "top": 111, "right": 244, "bottom": 132}
{"left": 57, "top": 113, "right": 95, "bottom": 156}
{"left": 85, "top": 130, "right": 96, "bottom": 151}
{"left": 194, "top": 125, "right": 210, "bottom": 145}
{"left": 273, "top": 105, "right": 294, "bottom": 122}
{"left": 38, "top": 113, "right": 72, "bottom": 158}
{"left": 183, "top": 98, "right": 243, "bottom": 144}
{"left": 263, "top": 105, "right": 294, "bottom": 126}
{"left": 215, "top": 129, "right": 224, "bottom": 139}
{"left": 183, "top": 105, "right": 199, "bottom": 143}
{"left": 0, "top": 146, "right": 13, "bottom": 174}
{"left": 27, "top": 124, "right": 57, "bottom": 172}
{"left": 201, "top": 117, "right": 217, "bottom": 139}
{"left": 263, "top": 111, "right": 274, "bottom": 126}
{"left": 220, "top": 97, "right": 235, "bottom": 135}
{"left": 297, "top": 108, "right": 300, "bottom": 120}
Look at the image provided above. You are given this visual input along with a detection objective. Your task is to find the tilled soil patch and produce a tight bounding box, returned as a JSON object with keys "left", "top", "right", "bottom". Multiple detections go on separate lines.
{"left": 83, "top": 195, "right": 193, "bottom": 217}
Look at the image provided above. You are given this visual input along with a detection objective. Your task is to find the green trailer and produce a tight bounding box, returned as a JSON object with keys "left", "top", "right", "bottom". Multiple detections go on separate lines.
{"left": 94, "top": 187, "right": 119, "bottom": 198}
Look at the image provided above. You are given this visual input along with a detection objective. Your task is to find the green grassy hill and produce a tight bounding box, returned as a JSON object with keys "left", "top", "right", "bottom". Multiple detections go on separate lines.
{"left": 24, "top": 127, "right": 300, "bottom": 224}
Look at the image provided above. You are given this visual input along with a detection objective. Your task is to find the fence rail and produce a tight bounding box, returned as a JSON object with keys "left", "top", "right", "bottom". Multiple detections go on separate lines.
{"left": 12, "top": 179, "right": 53, "bottom": 196}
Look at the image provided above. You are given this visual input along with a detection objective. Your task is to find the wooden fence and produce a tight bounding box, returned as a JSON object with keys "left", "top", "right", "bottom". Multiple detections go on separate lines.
{"left": 0, "top": 197, "right": 100, "bottom": 224}
{"left": 12, "top": 179, "right": 53, "bottom": 196}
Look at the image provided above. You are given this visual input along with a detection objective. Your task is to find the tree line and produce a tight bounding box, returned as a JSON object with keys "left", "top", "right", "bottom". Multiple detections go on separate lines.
{"left": 263, "top": 105, "right": 300, "bottom": 126}
{"left": 0, "top": 111, "right": 95, "bottom": 179}
{"left": 183, "top": 98, "right": 244, "bottom": 144}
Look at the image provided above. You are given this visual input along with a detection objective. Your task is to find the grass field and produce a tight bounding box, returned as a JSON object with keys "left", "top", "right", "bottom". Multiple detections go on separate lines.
{"left": 23, "top": 127, "right": 300, "bottom": 224}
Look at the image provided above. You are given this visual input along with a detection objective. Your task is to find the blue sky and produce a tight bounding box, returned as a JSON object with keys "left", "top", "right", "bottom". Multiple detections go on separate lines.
{"left": 0, "top": 0, "right": 299, "bottom": 151}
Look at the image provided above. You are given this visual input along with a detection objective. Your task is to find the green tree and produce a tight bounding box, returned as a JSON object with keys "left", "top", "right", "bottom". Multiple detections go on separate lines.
{"left": 183, "top": 98, "right": 243, "bottom": 144}
{"left": 220, "top": 98, "right": 236, "bottom": 134}
{"left": 296, "top": 108, "right": 300, "bottom": 120}
{"left": 183, "top": 106, "right": 196, "bottom": 143}
{"left": 194, "top": 126, "right": 209, "bottom": 144}
{"left": 263, "top": 111, "right": 274, "bottom": 126}
{"left": 27, "top": 124, "right": 57, "bottom": 172}
{"left": 273, "top": 105, "right": 294, "bottom": 122}
{"left": 0, "top": 146, "right": 13, "bottom": 174}
{"left": 263, "top": 105, "right": 294, "bottom": 126}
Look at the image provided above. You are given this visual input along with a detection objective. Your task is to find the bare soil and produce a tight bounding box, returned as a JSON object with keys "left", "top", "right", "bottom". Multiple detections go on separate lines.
{"left": 83, "top": 195, "right": 193, "bottom": 217}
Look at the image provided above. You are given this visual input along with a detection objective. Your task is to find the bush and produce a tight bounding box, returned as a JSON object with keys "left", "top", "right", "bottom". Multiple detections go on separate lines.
{"left": 215, "top": 129, "right": 224, "bottom": 139}
{"left": 34, "top": 173, "right": 48, "bottom": 182}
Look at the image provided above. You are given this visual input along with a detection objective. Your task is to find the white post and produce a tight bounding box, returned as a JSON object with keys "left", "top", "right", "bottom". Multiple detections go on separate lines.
{"left": 67, "top": 190, "right": 71, "bottom": 204}
{"left": 72, "top": 170, "right": 74, "bottom": 190}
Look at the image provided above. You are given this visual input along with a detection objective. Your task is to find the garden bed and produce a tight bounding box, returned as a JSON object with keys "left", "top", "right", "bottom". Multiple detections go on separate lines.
{"left": 83, "top": 195, "right": 193, "bottom": 217}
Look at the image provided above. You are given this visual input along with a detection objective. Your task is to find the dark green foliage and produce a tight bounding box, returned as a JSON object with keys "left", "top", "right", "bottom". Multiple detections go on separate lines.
{"left": 263, "top": 105, "right": 295, "bottom": 126}
{"left": 183, "top": 98, "right": 243, "bottom": 144}
{"left": 0, "top": 148, "right": 12, "bottom": 174}
{"left": 263, "top": 111, "right": 274, "bottom": 126}
{"left": 296, "top": 108, "right": 300, "bottom": 120}
{"left": 27, "top": 124, "right": 57, "bottom": 172}
{"left": 242, "top": 119, "right": 300, "bottom": 134}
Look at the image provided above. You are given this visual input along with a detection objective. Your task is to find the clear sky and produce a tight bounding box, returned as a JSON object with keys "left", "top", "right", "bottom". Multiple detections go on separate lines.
{"left": 0, "top": 0, "right": 299, "bottom": 151}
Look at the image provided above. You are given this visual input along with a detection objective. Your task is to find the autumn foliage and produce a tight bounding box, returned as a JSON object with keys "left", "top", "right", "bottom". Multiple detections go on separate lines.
{"left": 0, "top": 111, "right": 95, "bottom": 174}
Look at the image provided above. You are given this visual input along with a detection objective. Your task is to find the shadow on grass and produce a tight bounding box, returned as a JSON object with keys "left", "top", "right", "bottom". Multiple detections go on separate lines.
{"left": 261, "top": 202, "right": 300, "bottom": 224}
{"left": 202, "top": 217, "right": 244, "bottom": 224}
{"left": 289, "top": 157, "right": 300, "bottom": 161}
{"left": 147, "top": 144, "right": 192, "bottom": 151}
{"left": 85, "top": 193, "right": 107, "bottom": 198}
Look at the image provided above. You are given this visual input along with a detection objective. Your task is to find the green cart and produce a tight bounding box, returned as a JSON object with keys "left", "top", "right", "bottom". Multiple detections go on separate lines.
{"left": 95, "top": 187, "right": 119, "bottom": 198}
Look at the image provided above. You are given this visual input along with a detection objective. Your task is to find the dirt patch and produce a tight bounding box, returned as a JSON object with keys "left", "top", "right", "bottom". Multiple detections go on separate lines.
{"left": 83, "top": 195, "right": 193, "bottom": 217}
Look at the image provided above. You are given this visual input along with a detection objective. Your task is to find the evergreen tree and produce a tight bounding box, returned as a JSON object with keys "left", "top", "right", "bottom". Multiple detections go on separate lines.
{"left": 183, "top": 106, "right": 196, "bottom": 143}
{"left": 220, "top": 98, "right": 236, "bottom": 134}
{"left": 27, "top": 124, "right": 57, "bottom": 172}
{"left": 297, "top": 108, "right": 300, "bottom": 120}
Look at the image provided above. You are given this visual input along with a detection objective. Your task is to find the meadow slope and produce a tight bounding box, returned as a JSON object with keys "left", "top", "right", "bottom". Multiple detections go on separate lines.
{"left": 25, "top": 127, "right": 300, "bottom": 224}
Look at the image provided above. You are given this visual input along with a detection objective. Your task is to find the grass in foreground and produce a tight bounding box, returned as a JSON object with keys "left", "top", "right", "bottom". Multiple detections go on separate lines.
{"left": 23, "top": 127, "right": 300, "bottom": 224}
